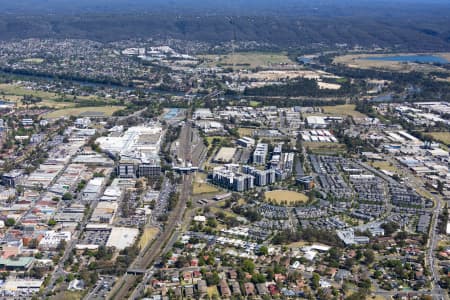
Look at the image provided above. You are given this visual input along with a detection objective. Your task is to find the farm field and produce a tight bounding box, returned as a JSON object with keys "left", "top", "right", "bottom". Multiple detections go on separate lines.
{"left": 265, "top": 190, "right": 308, "bottom": 205}
{"left": 44, "top": 106, "right": 125, "bottom": 118}
{"left": 138, "top": 227, "right": 159, "bottom": 249}
{"left": 200, "top": 52, "right": 293, "bottom": 69}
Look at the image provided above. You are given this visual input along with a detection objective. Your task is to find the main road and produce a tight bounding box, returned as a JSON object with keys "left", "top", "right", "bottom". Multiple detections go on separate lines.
{"left": 380, "top": 156, "right": 447, "bottom": 300}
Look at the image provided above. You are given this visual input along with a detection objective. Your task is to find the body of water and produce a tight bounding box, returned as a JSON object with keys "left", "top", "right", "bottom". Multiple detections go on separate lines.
{"left": 366, "top": 55, "right": 448, "bottom": 64}
{"left": 164, "top": 108, "right": 180, "bottom": 120}
{"left": 298, "top": 57, "right": 312, "bottom": 64}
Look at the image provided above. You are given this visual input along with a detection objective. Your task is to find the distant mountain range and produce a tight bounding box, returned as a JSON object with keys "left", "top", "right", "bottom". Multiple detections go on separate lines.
{"left": 1, "top": 0, "right": 449, "bottom": 16}
{"left": 0, "top": 0, "right": 449, "bottom": 50}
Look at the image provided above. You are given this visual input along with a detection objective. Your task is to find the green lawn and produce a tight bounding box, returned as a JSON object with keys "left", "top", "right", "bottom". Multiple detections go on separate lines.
{"left": 0, "top": 83, "right": 113, "bottom": 104}
{"left": 200, "top": 51, "right": 293, "bottom": 69}
{"left": 425, "top": 132, "right": 450, "bottom": 145}
{"left": 321, "top": 104, "right": 367, "bottom": 118}
{"left": 44, "top": 106, "right": 125, "bottom": 118}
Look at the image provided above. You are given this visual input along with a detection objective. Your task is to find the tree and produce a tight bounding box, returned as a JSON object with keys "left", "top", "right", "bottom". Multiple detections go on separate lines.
{"left": 307, "top": 190, "right": 315, "bottom": 203}
{"left": 258, "top": 246, "right": 269, "bottom": 256}
{"left": 437, "top": 180, "right": 444, "bottom": 193}
{"left": 251, "top": 273, "right": 266, "bottom": 284}
{"left": 28, "top": 238, "right": 39, "bottom": 249}
{"left": 311, "top": 273, "right": 320, "bottom": 290}
{"left": 205, "top": 271, "right": 220, "bottom": 286}
{"left": 207, "top": 218, "right": 217, "bottom": 228}
{"left": 242, "top": 259, "right": 255, "bottom": 273}
{"left": 364, "top": 249, "right": 375, "bottom": 265}
{"left": 56, "top": 240, "right": 67, "bottom": 252}
{"left": 62, "top": 192, "right": 73, "bottom": 201}
{"left": 381, "top": 221, "right": 399, "bottom": 236}
{"left": 5, "top": 218, "right": 15, "bottom": 227}
{"left": 326, "top": 248, "right": 341, "bottom": 268}
{"left": 344, "top": 258, "right": 355, "bottom": 270}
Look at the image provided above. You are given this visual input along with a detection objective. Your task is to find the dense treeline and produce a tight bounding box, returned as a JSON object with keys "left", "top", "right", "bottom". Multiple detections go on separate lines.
{"left": 327, "top": 65, "right": 424, "bottom": 82}
{"left": 0, "top": 66, "right": 129, "bottom": 87}
{"left": 1, "top": 13, "right": 450, "bottom": 51}
{"left": 167, "top": 192, "right": 180, "bottom": 211}
{"left": 244, "top": 77, "right": 358, "bottom": 98}
{"left": 329, "top": 64, "right": 450, "bottom": 101}
{"left": 272, "top": 228, "right": 344, "bottom": 248}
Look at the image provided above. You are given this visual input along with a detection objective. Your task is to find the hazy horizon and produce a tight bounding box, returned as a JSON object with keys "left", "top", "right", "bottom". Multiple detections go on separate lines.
{"left": 1, "top": 0, "right": 450, "bottom": 16}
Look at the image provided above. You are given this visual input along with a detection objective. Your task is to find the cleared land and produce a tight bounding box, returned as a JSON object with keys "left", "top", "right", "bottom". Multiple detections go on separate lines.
{"left": 237, "top": 127, "right": 256, "bottom": 137}
{"left": 22, "top": 58, "right": 44, "bottom": 64}
{"left": 286, "top": 241, "right": 308, "bottom": 248}
{"left": 44, "top": 106, "right": 125, "bottom": 118}
{"left": 200, "top": 52, "right": 293, "bottom": 69}
{"left": 304, "top": 142, "right": 347, "bottom": 155}
{"left": 333, "top": 53, "right": 449, "bottom": 73}
{"left": 51, "top": 291, "right": 85, "bottom": 300}
{"left": 425, "top": 132, "right": 450, "bottom": 145}
{"left": 192, "top": 173, "right": 220, "bottom": 195}
{"left": 214, "top": 147, "right": 236, "bottom": 163}
{"left": 210, "top": 206, "right": 239, "bottom": 218}
{"left": 370, "top": 161, "right": 398, "bottom": 173}
{"left": 318, "top": 81, "right": 341, "bottom": 90}
{"left": 242, "top": 70, "right": 321, "bottom": 81}
{"left": 138, "top": 227, "right": 159, "bottom": 249}
{"left": 265, "top": 190, "right": 308, "bottom": 205}
{"left": 439, "top": 53, "right": 450, "bottom": 61}
{"left": 321, "top": 104, "right": 367, "bottom": 118}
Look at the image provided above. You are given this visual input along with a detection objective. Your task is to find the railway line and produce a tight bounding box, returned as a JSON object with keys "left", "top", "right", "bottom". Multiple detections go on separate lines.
{"left": 108, "top": 122, "right": 194, "bottom": 300}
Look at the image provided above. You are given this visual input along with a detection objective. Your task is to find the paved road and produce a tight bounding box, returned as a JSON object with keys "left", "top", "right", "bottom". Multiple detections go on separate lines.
{"left": 108, "top": 123, "right": 194, "bottom": 300}
{"left": 128, "top": 123, "right": 197, "bottom": 299}
{"left": 381, "top": 157, "right": 447, "bottom": 300}
{"left": 46, "top": 174, "right": 106, "bottom": 295}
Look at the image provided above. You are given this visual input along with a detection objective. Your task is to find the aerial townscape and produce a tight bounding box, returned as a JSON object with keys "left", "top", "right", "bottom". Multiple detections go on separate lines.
{"left": 1, "top": 1, "right": 450, "bottom": 300}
